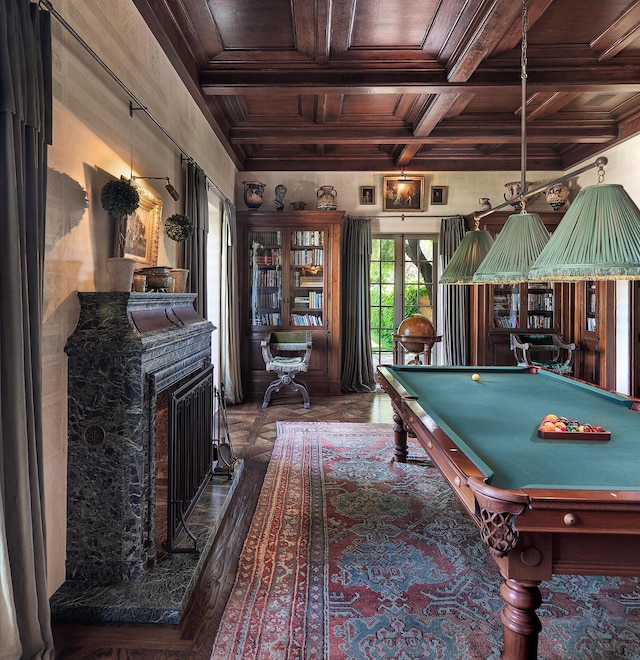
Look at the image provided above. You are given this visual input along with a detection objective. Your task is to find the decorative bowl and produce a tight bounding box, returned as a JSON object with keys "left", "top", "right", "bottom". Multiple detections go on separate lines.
{"left": 140, "top": 266, "right": 173, "bottom": 292}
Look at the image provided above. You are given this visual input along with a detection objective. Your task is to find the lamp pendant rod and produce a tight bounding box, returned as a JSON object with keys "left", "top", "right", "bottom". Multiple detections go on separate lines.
{"left": 520, "top": 0, "right": 528, "bottom": 213}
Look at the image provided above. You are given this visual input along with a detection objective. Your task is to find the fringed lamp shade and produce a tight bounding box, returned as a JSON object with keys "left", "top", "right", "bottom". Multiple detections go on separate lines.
{"left": 472, "top": 212, "right": 550, "bottom": 284}
{"left": 529, "top": 184, "right": 640, "bottom": 281}
{"left": 440, "top": 229, "right": 494, "bottom": 284}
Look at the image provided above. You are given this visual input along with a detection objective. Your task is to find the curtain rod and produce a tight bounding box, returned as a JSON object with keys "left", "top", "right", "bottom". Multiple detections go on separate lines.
{"left": 39, "top": 0, "right": 231, "bottom": 204}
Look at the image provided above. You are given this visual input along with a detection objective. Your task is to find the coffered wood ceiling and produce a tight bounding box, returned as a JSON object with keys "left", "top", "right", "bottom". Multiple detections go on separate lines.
{"left": 133, "top": 0, "right": 640, "bottom": 172}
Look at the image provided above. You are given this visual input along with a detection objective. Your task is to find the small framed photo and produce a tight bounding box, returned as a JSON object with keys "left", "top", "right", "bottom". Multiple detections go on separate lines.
{"left": 430, "top": 185, "right": 448, "bottom": 205}
{"left": 382, "top": 175, "right": 425, "bottom": 212}
{"left": 360, "top": 186, "right": 376, "bottom": 205}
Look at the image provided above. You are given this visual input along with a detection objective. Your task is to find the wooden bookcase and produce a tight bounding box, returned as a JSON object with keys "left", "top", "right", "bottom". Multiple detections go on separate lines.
{"left": 469, "top": 211, "right": 574, "bottom": 366}
{"left": 237, "top": 210, "right": 343, "bottom": 400}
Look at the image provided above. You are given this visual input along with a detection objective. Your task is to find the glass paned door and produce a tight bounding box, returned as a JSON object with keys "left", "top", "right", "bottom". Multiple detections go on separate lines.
{"left": 249, "top": 230, "right": 282, "bottom": 326}
{"left": 370, "top": 235, "right": 436, "bottom": 367}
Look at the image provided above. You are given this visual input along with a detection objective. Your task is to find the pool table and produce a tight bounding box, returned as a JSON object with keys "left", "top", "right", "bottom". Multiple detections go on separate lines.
{"left": 376, "top": 365, "right": 640, "bottom": 660}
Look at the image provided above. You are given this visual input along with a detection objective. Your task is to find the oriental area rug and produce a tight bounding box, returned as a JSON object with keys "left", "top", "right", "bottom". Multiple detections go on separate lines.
{"left": 210, "top": 422, "right": 640, "bottom": 660}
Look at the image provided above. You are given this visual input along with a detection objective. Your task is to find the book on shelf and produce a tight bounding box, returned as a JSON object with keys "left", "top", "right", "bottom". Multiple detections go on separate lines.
{"left": 299, "top": 275, "right": 323, "bottom": 288}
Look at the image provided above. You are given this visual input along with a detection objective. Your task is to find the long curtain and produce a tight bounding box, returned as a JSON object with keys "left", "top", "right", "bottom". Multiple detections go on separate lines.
{"left": 340, "top": 215, "right": 376, "bottom": 392}
{"left": 184, "top": 161, "right": 209, "bottom": 317}
{"left": 0, "top": 1, "right": 54, "bottom": 657}
{"left": 220, "top": 199, "right": 243, "bottom": 403}
{"left": 439, "top": 216, "right": 469, "bottom": 365}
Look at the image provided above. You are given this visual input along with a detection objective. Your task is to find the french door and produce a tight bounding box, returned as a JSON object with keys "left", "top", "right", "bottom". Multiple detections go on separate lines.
{"left": 370, "top": 234, "right": 437, "bottom": 367}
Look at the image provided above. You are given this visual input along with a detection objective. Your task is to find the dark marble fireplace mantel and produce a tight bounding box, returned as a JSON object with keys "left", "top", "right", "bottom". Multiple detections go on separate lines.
{"left": 64, "top": 292, "right": 215, "bottom": 583}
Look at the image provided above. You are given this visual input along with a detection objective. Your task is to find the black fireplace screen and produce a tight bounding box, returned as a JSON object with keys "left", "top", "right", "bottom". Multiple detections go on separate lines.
{"left": 166, "top": 365, "right": 214, "bottom": 553}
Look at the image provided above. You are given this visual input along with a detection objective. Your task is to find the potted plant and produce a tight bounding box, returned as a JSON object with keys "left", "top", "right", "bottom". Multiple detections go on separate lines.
{"left": 100, "top": 178, "right": 140, "bottom": 291}
{"left": 100, "top": 178, "right": 140, "bottom": 257}
{"left": 165, "top": 214, "right": 193, "bottom": 292}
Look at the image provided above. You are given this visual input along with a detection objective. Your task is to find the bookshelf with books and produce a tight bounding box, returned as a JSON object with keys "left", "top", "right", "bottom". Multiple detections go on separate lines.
{"left": 238, "top": 210, "right": 343, "bottom": 399}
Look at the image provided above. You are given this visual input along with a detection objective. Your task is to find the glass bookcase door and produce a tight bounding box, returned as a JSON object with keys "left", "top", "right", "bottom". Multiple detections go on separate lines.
{"left": 526, "top": 283, "right": 554, "bottom": 329}
{"left": 290, "top": 230, "right": 324, "bottom": 327}
{"left": 492, "top": 284, "right": 520, "bottom": 329}
{"left": 249, "top": 230, "right": 282, "bottom": 326}
{"left": 585, "top": 281, "right": 597, "bottom": 333}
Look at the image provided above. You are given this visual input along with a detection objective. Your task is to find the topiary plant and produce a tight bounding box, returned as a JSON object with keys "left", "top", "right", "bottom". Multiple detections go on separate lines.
{"left": 100, "top": 179, "right": 140, "bottom": 217}
{"left": 100, "top": 179, "right": 140, "bottom": 257}
{"left": 164, "top": 213, "right": 194, "bottom": 242}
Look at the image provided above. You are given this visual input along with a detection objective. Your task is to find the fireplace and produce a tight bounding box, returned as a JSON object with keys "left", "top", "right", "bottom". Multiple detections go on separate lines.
{"left": 64, "top": 292, "right": 215, "bottom": 583}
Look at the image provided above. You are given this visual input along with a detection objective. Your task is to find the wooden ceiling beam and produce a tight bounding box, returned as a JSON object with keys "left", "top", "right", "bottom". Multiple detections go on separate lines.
{"left": 521, "top": 92, "right": 582, "bottom": 121}
{"left": 591, "top": 0, "right": 640, "bottom": 61}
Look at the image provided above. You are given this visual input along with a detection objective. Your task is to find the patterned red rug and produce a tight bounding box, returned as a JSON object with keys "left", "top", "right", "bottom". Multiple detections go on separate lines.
{"left": 211, "top": 422, "right": 640, "bottom": 659}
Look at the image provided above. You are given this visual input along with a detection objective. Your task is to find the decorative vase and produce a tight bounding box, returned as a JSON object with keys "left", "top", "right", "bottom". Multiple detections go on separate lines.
{"left": 243, "top": 181, "right": 266, "bottom": 210}
{"left": 140, "top": 266, "right": 174, "bottom": 292}
{"left": 504, "top": 181, "right": 533, "bottom": 210}
{"left": 106, "top": 257, "right": 136, "bottom": 292}
{"left": 170, "top": 268, "right": 189, "bottom": 293}
{"left": 316, "top": 185, "right": 337, "bottom": 211}
{"left": 478, "top": 197, "right": 492, "bottom": 211}
{"left": 546, "top": 183, "right": 570, "bottom": 211}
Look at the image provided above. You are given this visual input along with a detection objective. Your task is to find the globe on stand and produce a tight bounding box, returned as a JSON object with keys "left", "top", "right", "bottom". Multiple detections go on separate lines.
{"left": 393, "top": 314, "right": 442, "bottom": 365}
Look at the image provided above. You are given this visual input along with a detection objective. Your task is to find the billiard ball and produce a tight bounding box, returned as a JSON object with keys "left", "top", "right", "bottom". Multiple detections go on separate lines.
{"left": 472, "top": 373, "right": 480, "bottom": 381}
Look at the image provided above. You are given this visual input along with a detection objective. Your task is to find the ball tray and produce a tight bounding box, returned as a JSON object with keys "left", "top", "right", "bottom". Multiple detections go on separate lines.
{"left": 538, "top": 416, "right": 611, "bottom": 441}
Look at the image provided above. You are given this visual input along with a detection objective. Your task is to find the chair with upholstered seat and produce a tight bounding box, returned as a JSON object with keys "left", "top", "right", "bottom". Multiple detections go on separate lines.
{"left": 261, "top": 331, "right": 313, "bottom": 408}
{"left": 510, "top": 333, "right": 577, "bottom": 375}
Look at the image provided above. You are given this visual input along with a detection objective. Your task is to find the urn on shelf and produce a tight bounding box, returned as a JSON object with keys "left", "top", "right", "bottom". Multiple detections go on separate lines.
{"left": 504, "top": 180, "right": 533, "bottom": 210}
{"left": 106, "top": 257, "right": 137, "bottom": 292}
{"left": 316, "top": 185, "right": 337, "bottom": 211}
{"left": 243, "top": 181, "right": 266, "bottom": 210}
{"left": 546, "top": 183, "right": 570, "bottom": 211}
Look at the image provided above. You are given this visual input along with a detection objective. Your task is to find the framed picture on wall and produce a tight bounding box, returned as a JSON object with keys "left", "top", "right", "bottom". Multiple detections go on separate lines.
{"left": 360, "top": 186, "right": 376, "bottom": 205}
{"left": 382, "top": 175, "right": 425, "bottom": 212}
{"left": 123, "top": 186, "right": 162, "bottom": 267}
{"left": 430, "top": 185, "right": 448, "bottom": 205}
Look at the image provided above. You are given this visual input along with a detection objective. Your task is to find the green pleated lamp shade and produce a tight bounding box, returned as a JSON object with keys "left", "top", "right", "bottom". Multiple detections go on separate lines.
{"left": 472, "top": 212, "right": 550, "bottom": 284}
{"left": 439, "top": 229, "right": 494, "bottom": 284}
{"left": 529, "top": 183, "right": 640, "bottom": 281}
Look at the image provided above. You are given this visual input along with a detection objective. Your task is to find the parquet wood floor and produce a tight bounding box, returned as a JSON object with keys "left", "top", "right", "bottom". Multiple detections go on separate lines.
{"left": 52, "top": 390, "right": 394, "bottom": 659}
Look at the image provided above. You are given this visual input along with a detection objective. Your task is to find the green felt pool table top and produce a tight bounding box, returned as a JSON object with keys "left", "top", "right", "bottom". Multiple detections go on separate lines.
{"left": 379, "top": 365, "right": 640, "bottom": 492}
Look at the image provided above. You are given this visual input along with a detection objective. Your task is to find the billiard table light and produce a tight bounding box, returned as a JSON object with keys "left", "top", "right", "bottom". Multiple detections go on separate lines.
{"left": 440, "top": 218, "right": 494, "bottom": 285}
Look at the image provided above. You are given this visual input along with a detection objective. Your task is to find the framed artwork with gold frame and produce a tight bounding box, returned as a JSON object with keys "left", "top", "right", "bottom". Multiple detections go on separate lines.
{"left": 123, "top": 186, "right": 162, "bottom": 267}
{"left": 382, "top": 175, "right": 425, "bottom": 212}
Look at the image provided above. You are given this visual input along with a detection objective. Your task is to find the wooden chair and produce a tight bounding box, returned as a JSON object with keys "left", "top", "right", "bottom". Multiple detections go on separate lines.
{"left": 510, "top": 333, "right": 577, "bottom": 375}
{"left": 261, "top": 331, "right": 313, "bottom": 408}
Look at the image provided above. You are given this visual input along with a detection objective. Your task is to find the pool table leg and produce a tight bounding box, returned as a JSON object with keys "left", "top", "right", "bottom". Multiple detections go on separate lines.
{"left": 392, "top": 409, "right": 408, "bottom": 462}
{"left": 499, "top": 578, "right": 542, "bottom": 660}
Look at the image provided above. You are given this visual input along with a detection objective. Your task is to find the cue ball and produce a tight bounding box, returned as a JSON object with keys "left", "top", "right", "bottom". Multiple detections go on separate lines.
{"left": 472, "top": 373, "right": 480, "bottom": 381}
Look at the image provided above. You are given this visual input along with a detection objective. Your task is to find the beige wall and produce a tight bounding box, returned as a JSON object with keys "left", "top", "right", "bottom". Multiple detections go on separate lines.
{"left": 44, "top": 0, "right": 236, "bottom": 594}
{"left": 236, "top": 169, "right": 567, "bottom": 234}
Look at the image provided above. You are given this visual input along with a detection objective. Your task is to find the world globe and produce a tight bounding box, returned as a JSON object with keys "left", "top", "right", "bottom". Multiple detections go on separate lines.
{"left": 396, "top": 314, "right": 437, "bottom": 354}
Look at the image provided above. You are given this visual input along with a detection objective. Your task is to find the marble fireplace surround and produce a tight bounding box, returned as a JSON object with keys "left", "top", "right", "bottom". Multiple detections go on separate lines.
{"left": 63, "top": 292, "right": 215, "bottom": 584}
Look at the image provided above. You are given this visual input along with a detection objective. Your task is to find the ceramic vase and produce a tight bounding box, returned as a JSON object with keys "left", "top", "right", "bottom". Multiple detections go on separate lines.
{"left": 546, "top": 183, "right": 570, "bottom": 211}
{"left": 504, "top": 181, "right": 533, "bottom": 210}
{"left": 316, "top": 185, "right": 337, "bottom": 211}
{"left": 106, "top": 257, "right": 137, "bottom": 292}
{"left": 170, "top": 268, "right": 189, "bottom": 293}
{"left": 243, "top": 181, "right": 266, "bottom": 210}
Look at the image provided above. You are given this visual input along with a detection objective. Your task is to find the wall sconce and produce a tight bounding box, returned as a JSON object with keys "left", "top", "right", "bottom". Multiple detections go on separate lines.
{"left": 130, "top": 176, "right": 180, "bottom": 201}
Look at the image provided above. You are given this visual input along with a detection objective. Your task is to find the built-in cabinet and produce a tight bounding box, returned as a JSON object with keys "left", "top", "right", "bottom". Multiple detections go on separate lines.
{"left": 469, "top": 211, "right": 573, "bottom": 366}
{"left": 237, "top": 210, "right": 343, "bottom": 400}
{"left": 573, "top": 280, "right": 616, "bottom": 389}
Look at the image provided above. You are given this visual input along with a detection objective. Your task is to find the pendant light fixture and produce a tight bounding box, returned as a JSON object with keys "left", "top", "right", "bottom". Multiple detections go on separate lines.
{"left": 439, "top": 216, "right": 494, "bottom": 284}
{"left": 472, "top": 0, "right": 551, "bottom": 285}
{"left": 529, "top": 160, "right": 640, "bottom": 281}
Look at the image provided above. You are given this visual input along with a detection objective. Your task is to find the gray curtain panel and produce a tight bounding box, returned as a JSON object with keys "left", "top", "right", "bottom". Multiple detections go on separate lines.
{"left": 220, "top": 199, "right": 243, "bottom": 403}
{"left": 340, "top": 216, "right": 376, "bottom": 392}
{"left": 439, "top": 216, "right": 470, "bottom": 365}
{"left": 0, "top": 1, "right": 54, "bottom": 657}
{"left": 184, "top": 161, "right": 209, "bottom": 317}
